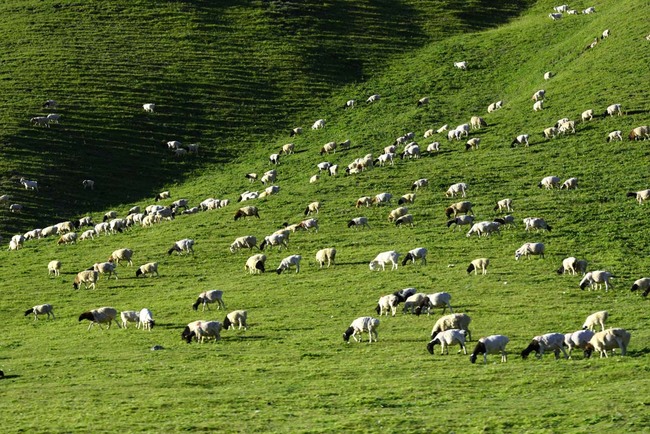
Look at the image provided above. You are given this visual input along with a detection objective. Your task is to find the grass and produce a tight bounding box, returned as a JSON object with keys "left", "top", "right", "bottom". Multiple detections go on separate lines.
{"left": 1, "top": 0, "right": 650, "bottom": 432}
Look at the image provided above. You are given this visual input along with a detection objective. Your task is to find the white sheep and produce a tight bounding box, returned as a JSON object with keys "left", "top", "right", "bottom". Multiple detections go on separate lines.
{"left": 269, "top": 153, "right": 280, "bottom": 165}
{"left": 431, "top": 313, "right": 472, "bottom": 341}
{"left": 281, "top": 143, "right": 295, "bottom": 155}
{"left": 543, "top": 126, "right": 558, "bottom": 139}
{"left": 259, "top": 233, "right": 288, "bottom": 251}
{"left": 317, "top": 162, "right": 332, "bottom": 173}
{"left": 583, "top": 311, "right": 608, "bottom": 332}
{"left": 533, "top": 100, "right": 544, "bottom": 111}
{"left": 329, "top": 164, "right": 339, "bottom": 177}
{"left": 290, "top": 127, "right": 302, "bottom": 137}
{"left": 394, "top": 214, "right": 414, "bottom": 227}
{"left": 411, "top": 178, "right": 428, "bottom": 191}
{"left": 78, "top": 307, "right": 120, "bottom": 330}
{"left": 606, "top": 130, "right": 623, "bottom": 142}
{"left": 582, "top": 6, "right": 595, "bottom": 14}
{"left": 514, "top": 242, "right": 545, "bottom": 260}
{"left": 376, "top": 294, "right": 400, "bottom": 317}
{"left": 57, "top": 232, "right": 78, "bottom": 245}
{"left": 309, "top": 174, "right": 319, "bottom": 184}
{"left": 320, "top": 141, "right": 337, "bottom": 155}
{"left": 627, "top": 189, "right": 650, "bottom": 205}
{"left": 400, "top": 144, "right": 420, "bottom": 159}
{"left": 521, "top": 333, "right": 568, "bottom": 359}
{"left": 24, "top": 304, "right": 55, "bottom": 320}
{"left": 48, "top": 260, "right": 61, "bottom": 277}
{"left": 347, "top": 216, "right": 370, "bottom": 229}
{"left": 549, "top": 12, "right": 562, "bottom": 20}
{"left": 138, "top": 308, "right": 155, "bottom": 331}
{"left": 73, "top": 270, "right": 98, "bottom": 289}
{"left": 82, "top": 179, "right": 95, "bottom": 190}
{"left": 402, "top": 247, "right": 427, "bottom": 266}
{"left": 404, "top": 294, "right": 425, "bottom": 315}
{"left": 523, "top": 217, "right": 552, "bottom": 232}
{"left": 427, "top": 329, "right": 467, "bottom": 355}
{"left": 417, "top": 292, "right": 453, "bottom": 316}
{"left": 453, "top": 61, "right": 467, "bottom": 70}
{"left": 182, "top": 320, "right": 222, "bottom": 343}
{"left": 544, "top": 71, "right": 553, "bottom": 80}
{"left": 494, "top": 198, "right": 513, "bottom": 213}
{"left": 564, "top": 330, "right": 595, "bottom": 358}
{"left": 437, "top": 124, "right": 448, "bottom": 134}
{"left": 167, "top": 239, "right": 194, "bottom": 255}
{"left": 230, "top": 236, "right": 258, "bottom": 253}
{"left": 245, "top": 254, "right": 266, "bottom": 274}
{"left": 234, "top": 206, "right": 260, "bottom": 220}
{"left": 108, "top": 248, "right": 134, "bottom": 265}
{"left": 470, "top": 116, "right": 487, "bottom": 129}
{"left": 426, "top": 142, "right": 439, "bottom": 154}
{"left": 538, "top": 176, "right": 560, "bottom": 189}
{"left": 120, "top": 310, "right": 140, "bottom": 329}
{"left": 467, "top": 258, "right": 489, "bottom": 275}
{"left": 466, "top": 221, "right": 500, "bottom": 238}
{"left": 511, "top": 134, "right": 529, "bottom": 147}
{"left": 192, "top": 290, "right": 226, "bottom": 311}
{"left": 469, "top": 335, "right": 509, "bottom": 363}
{"left": 630, "top": 277, "right": 650, "bottom": 296}
{"left": 446, "top": 215, "right": 475, "bottom": 231}
{"left": 369, "top": 251, "right": 400, "bottom": 271}
{"left": 259, "top": 185, "right": 280, "bottom": 199}
{"left": 561, "top": 177, "right": 578, "bottom": 190}
{"left": 143, "top": 103, "right": 155, "bottom": 112}
{"left": 553, "top": 4, "right": 568, "bottom": 12}
{"left": 446, "top": 182, "right": 467, "bottom": 198}
{"left": 556, "top": 257, "right": 588, "bottom": 275}
{"left": 532, "top": 89, "right": 545, "bottom": 101}
{"left": 315, "top": 248, "right": 336, "bottom": 268}
{"left": 581, "top": 109, "right": 594, "bottom": 122}
{"left": 604, "top": 103, "right": 622, "bottom": 117}
{"left": 303, "top": 201, "right": 321, "bottom": 216}
{"left": 579, "top": 271, "right": 613, "bottom": 292}
{"left": 366, "top": 94, "right": 380, "bottom": 103}
{"left": 342, "top": 317, "right": 380, "bottom": 343}
{"left": 343, "top": 99, "right": 355, "bottom": 109}
{"left": 276, "top": 255, "right": 302, "bottom": 274}
{"left": 135, "top": 262, "right": 159, "bottom": 278}
{"left": 312, "top": 119, "right": 325, "bottom": 130}
{"left": 558, "top": 120, "right": 575, "bottom": 135}
{"left": 397, "top": 193, "right": 416, "bottom": 205}
{"left": 30, "top": 116, "right": 49, "bottom": 127}
{"left": 8, "top": 234, "right": 25, "bottom": 251}
{"left": 223, "top": 310, "right": 248, "bottom": 330}
{"left": 445, "top": 201, "right": 474, "bottom": 218}
{"left": 155, "top": 191, "right": 171, "bottom": 201}
{"left": 41, "top": 225, "right": 59, "bottom": 237}
{"left": 20, "top": 178, "right": 38, "bottom": 191}
{"left": 375, "top": 152, "right": 395, "bottom": 166}
{"left": 24, "top": 228, "right": 41, "bottom": 240}
{"left": 487, "top": 101, "right": 503, "bottom": 113}
{"left": 584, "top": 328, "right": 630, "bottom": 358}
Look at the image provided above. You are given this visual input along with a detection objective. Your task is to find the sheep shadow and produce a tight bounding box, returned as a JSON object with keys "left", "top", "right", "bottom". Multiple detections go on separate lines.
{"left": 0, "top": 374, "right": 20, "bottom": 380}
{"left": 625, "top": 348, "right": 650, "bottom": 357}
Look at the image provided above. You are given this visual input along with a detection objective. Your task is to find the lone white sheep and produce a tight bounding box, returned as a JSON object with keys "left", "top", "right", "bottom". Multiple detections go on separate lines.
{"left": 138, "top": 308, "right": 155, "bottom": 331}
{"left": 276, "top": 255, "right": 302, "bottom": 274}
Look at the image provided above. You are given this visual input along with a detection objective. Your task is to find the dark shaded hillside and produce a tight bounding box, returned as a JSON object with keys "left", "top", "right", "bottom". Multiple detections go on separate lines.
{"left": 0, "top": 0, "right": 533, "bottom": 234}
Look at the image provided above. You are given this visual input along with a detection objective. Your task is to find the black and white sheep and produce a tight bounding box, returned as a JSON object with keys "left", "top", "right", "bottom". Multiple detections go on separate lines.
{"left": 245, "top": 254, "right": 266, "bottom": 274}
{"left": 431, "top": 313, "right": 472, "bottom": 341}
{"left": 583, "top": 328, "right": 630, "bottom": 358}
{"left": 223, "top": 310, "right": 248, "bottom": 330}
{"left": 520, "top": 333, "right": 568, "bottom": 359}
{"left": 626, "top": 189, "right": 650, "bottom": 205}
{"left": 630, "top": 277, "right": 650, "bottom": 297}
{"left": 467, "top": 258, "right": 489, "bottom": 275}
{"left": 259, "top": 233, "right": 288, "bottom": 251}
{"left": 523, "top": 217, "right": 552, "bottom": 232}
{"left": 182, "top": 320, "right": 222, "bottom": 343}
{"left": 78, "top": 307, "right": 120, "bottom": 330}
{"left": 347, "top": 217, "right": 370, "bottom": 229}
{"left": 445, "top": 201, "right": 474, "bottom": 219}
{"left": 583, "top": 310, "right": 608, "bottom": 332}
{"left": 411, "top": 178, "right": 429, "bottom": 191}
{"left": 276, "top": 255, "right": 301, "bottom": 274}
{"left": 415, "top": 292, "right": 453, "bottom": 316}
{"left": 343, "top": 317, "right": 380, "bottom": 343}
{"left": 511, "top": 134, "right": 529, "bottom": 147}
{"left": 135, "top": 262, "right": 159, "bottom": 278}
{"left": 469, "top": 335, "right": 509, "bottom": 364}
{"left": 234, "top": 206, "right": 260, "bottom": 220}
{"left": 73, "top": 270, "right": 98, "bottom": 290}
{"left": 167, "top": 239, "right": 194, "bottom": 255}
{"left": 603, "top": 103, "right": 622, "bottom": 116}
{"left": 579, "top": 271, "right": 613, "bottom": 292}
{"left": 108, "top": 248, "right": 134, "bottom": 265}
{"left": 375, "top": 294, "right": 400, "bottom": 317}
{"left": 304, "top": 202, "right": 321, "bottom": 215}
{"left": 369, "top": 251, "right": 400, "bottom": 271}
{"left": 564, "top": 330, "right": 595, "bottom": 358}
{"left": 494, "top": 198, "right": 513, "bottom": 213}
{"left": 402, "top": 247, "right": 427, "bottom": 266}
{"left": 24, "top": 304, "right": 55, "bottom": 320}
{"left": 446, "top": 215, "right": 475, "bottom": 231}
{"left": 192, "top": 290, "right": 226, "bottom": 311}
{"left": 427, "top": 329, "right": 467, "bottom": 355}
{"left": 556, "top": 257, "right": 588, "bottom": 275}
{"left": 397, "top": 193, "right": 416, "bottom": 205}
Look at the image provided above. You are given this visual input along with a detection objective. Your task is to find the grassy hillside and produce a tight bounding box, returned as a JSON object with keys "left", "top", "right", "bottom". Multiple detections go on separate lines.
{"left": 2, "top": 0, "right": 650, "bottom": 432}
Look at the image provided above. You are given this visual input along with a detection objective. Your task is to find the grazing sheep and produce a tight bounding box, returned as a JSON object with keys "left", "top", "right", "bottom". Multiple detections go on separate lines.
{"left": 43, "top": 99, "right": 57, "bottom": 109}
{"left": 259, "top": 185, "right": 280, "bottom": 199}
{"left": 120, "top": 311, "right": 140, "bottom": 329}
{"left": 261, "top": 170, "right": 277, "bottom": 185}
{"left": 276, "top": 255, "right": 302, "bottom": 274}
{"left": 553, "top": 4, "right": 568, "bottom": 12}
{"left": 393, "top": 287, "right": 417, "bottom": 303}
{"left": 445, "top": 201, "right": 474, "bottom": 219}
{"left": 315, "top": 248, "right": 336, "bottom": 268}
{"left": 312, "top": 119, "right": 325, "bottom": 130}
{"left": 375, "top": 152, "right": 395, "bottom": 166}
{"left": 558, "top": 120, "right": 575, "bottom": 135}
{"left": 604, "top": 103, "right": 622, "bottom": 117}
{"left": 348, "top": 217, "right": 370, "bottom": 229}
{"left": 223, "top": 310, "right": 248, "bottom": 330}
{"left": 402, "top": 248, "right": 427, "bottom": 266}
{"left": 549, "top": 12, "right": 562, "bottom": 20}
{"left": 343, "top": 317, "right": 380, "bottom": 343}
{"left": 135, "top": 262, "right": 159, "bottom": 278}
{"left": 303, "top": 201, "right": 321, "bottom": 216}
{"left": 73, "top": 270, "right": 99, "bottom": 290}
{"left": 245, "top": 254, "right": 266, "bottom": 274}
{"left": 78, "top": 307, "right": 120, "bottom": 330}
{"left": 628, "top": 126, "right": 649, "bottom": 141}
{"left": 30, "top": 116, "right": 49, "bottom": 127}
{"left": 626, "top": 189, "right": 650, "bottom": 205}
{"left": 320, "top": 141, "right": 337, "bottom": 155}
{"left": 24, "top": 228, "right": 41, "bottom": 240}
{"left": 143, "top": 103, "right": 155, "bottom": 112}
{"left": 466, "top": 221, "right": 501, "bottom": 237}
{"left": 630, "top": 277, "right": 650, "bottom": 297}
{"left": 102, "top": 210, "right": 117, "bottom": 222}
{"left": 167, "top": 239, "right": 194, "bottom": 255}
{"left": 372, "top": 193, "right": 392, "bottom": 206}
{"left": 584, "top": 328, "right": 630, "bottom": 358}
{"left": 108, "top": 248, "right": 134, "bottom": 266}
{"left": 366, "top": 94, "right": 381, "bottom": 103}
{"left": 343, "top": 99, "right": 355, "bottom": 109}
{"left": 57, "top": 232, "right": 78, "bottom": 245}
{"left": 317, "top": 162, "right": 332, "bottom": 173}
{"left": 411, "top": 178, "right": 429, "bottom": 191}
{"left": 281, "top": 143, "right": 295, "bottom": 155}
{"left": 556, "top": 257, "right": 588, "bottom": 275}
{"left": 494, "top": 198, "right": 513, "bottom": 213}
{"left": 446, "top": 215, "right": 475, "bottom": 231}
{"left": 296, "top": 218, "right": 319, "bottom": 232}
{"left": 397, "top": 193, "right": 416, "bottom": 205}
{"left": 532, "top": 89, "right": 545, "bottom": 101}
{"left": 511, "top": 134, "right": 529, "bottom": 147}
{"left": 234, "top": 206, "right": 260, "bottom": 220}
{"left": 387, "top": 207, "right": 409, "bottom": 223}
{"left": 426, "top": 142, "right": 439, "bottom": 154}
{"left": 138, "top": 308, "right": 155, "bottom": 331}
{"left": 415, "top": 292, "right": 453, "bottom": 316}
{"left": 544, "top": 71, "right": 553, "bottom": 80}
{"left": 417, "top": 97, "right": 429, "bottom": 107}
{"left": 427, "top": 329, "right": 467, "bottom": 355}
{"left": 431, "top": 313, "right": 472, "bottom": 341}
{"left": 564, "top": 330, "right": 595, "bottom": 358}
{"left": 290, "top": 127, "right": 302, "bottom": 137}
{"left": 543, "top": 126, "right": 558, "bottom": 139}
{"left": 19, "top": 178, "right": 39, "bottom": 191}
{"left": 446, "top": 183, "right": 468, "bottom": 198}
{"left": 376, "top": 294, "right": 400, "bottom": 317}
{"left": 533, "top": 100, "right": 544, "bottom": 111}
{"left": 514, "top": 242, "right": 545, "bottom": 260}
{"left": 94, "top": 262, "right": 118, "bottom": 280}
{"left": 259, "top": 233, "right": 288, "bottom": 251}
{"left": 607, "top": 130, "right": 623, "bottom": 142}
{"left": 487, "top": 101, "right": 503, "bottom": 113}
{"left": 424, "top": 129, "right": 434, "bottom": 139}
{"left": 24, "top": 304, "right": 55, "bottom": 320}
{"left": 521, "top": 333, "right": 568, "bottom": 359}
{"left": 470, "top": 335, "right": 509, "bottom": 364}
{"left": 155, "top": 191, "right": 171, "bottom": 202}
{"left": 395, "top": 214, "right": 414, "bottom": 227}
{"left": 538, "top": 176, "right": 561, "bottom": 189}
{"left": 309, "top": 175, "right": 319, "bottom": 184}
{"left": 453, "top": 61, "right": 467, "bottom": 70}
{"left": 82, "top": 179, "right": 95, "bottom": 190}
{"left": 230, "top": 236, "right": 258, "bottom": 253}
{"left": 269, "top": 153, "right": 280, "bottom": 165}
{"left": 182, "top": 320, "right": 222, "bottom": 343}
{"left": 561, "top": 177, "right": 578, "bottom": 190}
{"left": 467, "top": 258, "right": 489, "bottom": 275}
{"left": 583, "top": 311, "right": 608, "bottom": 332}
{"left": 581, "top": 109, "right": 594, "bottom": 122}
{"left": 582, "top": 6, "right": 595, "bottom": 14}
{"left": 400, "top": 143, "right": 421, "bottom": 160}
{"left": 9, "top": 234, "right": 25, "bottom": 251}
{"left": 369, "top": 251, "right": 400, "bottom": 271}
{"left": 48, "top": 260, "right": 61, "bottom": 277}
{"left": 245, "top": 173, "right": 258, "bottom": 183}
{"left": 437, "top": 124, "right": 448, "bottom": 134}
{"left": 470, "top": 116, "right": 487, "bottom": 129}
{"left": 580, "top": 271, "right": 613, "bottom": 292}
{"left": 192, "top": 290, "right": 226, "bottom": 311}
{"left": 523, "top": 217, "right": 552, "bottom": 232}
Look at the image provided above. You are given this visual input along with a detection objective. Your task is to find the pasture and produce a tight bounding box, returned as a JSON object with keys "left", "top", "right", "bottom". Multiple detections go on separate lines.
{"left": 1, "top": 0, "right": 650, "bottom": 432}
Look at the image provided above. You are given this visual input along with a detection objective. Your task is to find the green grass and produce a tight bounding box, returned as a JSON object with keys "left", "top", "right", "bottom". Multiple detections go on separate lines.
{"left": 1, "top": 0, "right": 650, "bottom": 432}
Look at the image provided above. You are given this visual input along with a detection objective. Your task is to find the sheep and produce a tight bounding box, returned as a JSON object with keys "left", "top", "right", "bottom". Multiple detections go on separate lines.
{"left": 604, "top": 103, "right": 622, "bottom": 117}
{"left": 261, "top": 170, "right": 277, "bottom": 184}
{"left": 143, "top": 103, "right": 155, "bottom": 112}
{"left": 628, "top": 126, "right": 650, "bottom": 141}
{"left": 108, "top": 248, "right": 134, "bottom": 266}
{"left": 24, "top": 304, "right": 55, "bottom": 320}
{"left": 94, "top": 262, "right": 118, "bottom": 280}
{"left": 393, "top": 287, "right": 417, "bottom": 303}
{"left": 276, "top": 255, "right": 302, "bottom": 274}
{"left": 584, "top": 328, "right": 630, "bottom": 358}
{"left": 9, "top": 204, "right": 23, "bottom": 213}
{"left": 80, "top": 179, "right": 95, "bottom": 191}
{"left": 402, "top": 248, "right": 427, "bottom": 266}
{"left": 538, "top": 176, "right": 560, "bottom": 189}
{"left": 431, "top": 313, "right": 472, "bottom": 341}
{"left": 135, "top": 262, "right": 159, "bottom": 278}
{"left": 19, "top": 178, "right": 38, "bottom": 191}
{"left": 317, "top": 162, "right": 332, "bottom": 173}
{"left": 532, "top": 89, "right": 545, "bottom": 101}
{"left": 544, "top": 71, "right": 553, "bottom": 80}
{"left": 553, "top": 4, "right": 568, "bottom": 12}
{"left": 469, "top": 335, "right": 509, "bottom": 364}
{"left": 467, "top": 258, "right": 489, "bottom": 275}
{"left": 427, "top": 329, "right": 467, "bottom": 355}
{"left": 556, "top": 257, "right": 588, "bottom": 275}
{"left": 24, "top": 228, "right": 41, "bottom": 240}
{"left": 581, "top": 109, "right": 594, "bottom": 122}
{"left": 182, "top": 207, "right": 200, "bottom": 215}
{"left": 155, "top": 191, "right": 171, "bottom": 202}
{"left": 347, "top": 217, "right": 370, "bottom": 229}
{"left": 167, "top": 239, "right": 194, "bottom": 255}
{"left": 46, "top": 113, "right": 61, "bottom": 124}
{"left": 400, "top": 143, "right": 420, "bottom": 159}
{"left": 543, "top": 127, "right": 558, "bottom": 139}
{"left": 192, "top": 290, "right": 226, "bottom": 311}
{"left": 558, "top": 120, "right": 575, "bottom": 135}
{"left": 494, "top": 198, "right": 513, "bottom": 213}
{"left": 73, "top": 270, "right": 98, "bottom": 289}
{"left": 466, "top": 221, "right": 500, "bottom": 238}
{"left": 445, "top": 183, "right": 467, "bottom": 198}
{"left": 182, "top": 320, "right": 222, "bottom": 343}
{"left": 606, "top": 130, "right": 623, "bottom": 142}
{"left": 304, "top": 202, "right": 320, "bottom": 216}
{"left": 514, "top": 242, "right": 545, "bottom": 260}
{"left": 533, "top": 100, "right": 544, "bottom": 111}
{"left": 366, "top": 94, "right": 380, "bottom": 103}
{"left": 415, "top": 292, "right": 453, "bottom": 316}
{"left": 453, "top": 61, "right": 467, "bottom": 70}
{"left": 102, "top": 211, "right": 117, "bottom": 222}
{"left": 470, "top": 116, "right": 487, "bottom": 129}
{"left": 375, "top": 152, "right": 395, "bottom": 166}
{"left": 245, "top": 173, "right": 258, "bottom": 183}
{"left": 41, "top": 225, "right": 58, "bottom": 238}
{"left": 137, "top": 308, "right": 155, "bottom": 331}
{"left": 455, "top": 123, "right": 470, "bottom": 137}
{"left": 343, "top": 317, "right": 380, "bottom": 343}
{"left": 259, "top": 233, "right": 288, "bottom": 251}
{"left": 238, "top": 190, "right": 259, "bottom": 202}
{"left": 43, "top": 99, "right": 57, "bottom": 109}
{"left": 487, "top": 101, "right": 503, "bottom": 113}
{"left": 511, "top": 134, "right": 529, "bottom": 147}
{"left": 387, "top": 207, "right": 409, "bottom": 222}
{"left": 373, "top": 192, "right": 392, "bottom": 206}
{"left": 369, "top": 251, "right": 400, "bottom": 271}
{"left": 78, "top": 307, "right": 120, "bottom": 330}
{"left": 343, "top": 99, "right": 355, "bottom": 109}
{"left": 567, "top": 9, "right": 578, "bottom": 14}
{"left": 445, "top": 201, "right": 474, "bottom": 218}
{"left": 417, "top": 97, "right": 429, "bottom": 107}
{"left": 8, "top": 237, "right": 23, "bottom": 251}
{"left": 445, "top": 128, "right": 460, "bottom": 141}
{"left": 320, "top": 141, "right": 337, "bottom": 155}
{"left": 234, "top": 206, "right": 260, "bottom": 220}
{"left": 564, "top": 330, "right": 595, "bottom": 358}
{"left": 309, "top": 175, "right": 319, "bottom": 184}
{"left": 397, "top": 193, "right": 416, "bottom": 205}
{"left": 30, "top": 116, "right": 49, "bottom": 127}
{"left": 120, "top": 311, "right": 140, "bottom": 329}
{"left": 561, "top": 177, "right": 578, "bottom": 190}
{"left": 376, "top": 294, "right": 400, "bottom": 317}
{"left": 411, "top": 178, "right": 428, "bottom": 191}
{"left": 626, "top": 189, "right": 650, "bottom": 205}
{"left": 583, "top": 311, "right": 609, "bottom": 332}
{"left": 290, "top": 127, "right": 302, "bottom": 137}
{"left": 0, "top": 194, "right": 9, "bottom": 204}
{"left": 426, "top": 142, "right": 439, "bottom": 154}
{"left": 223, "top": 310, "right": 248, "bottom": 330}
{"left": 312, "top": 119, "right": 325, "bottom": 130}
{"left": 395, "top": 214, "right": 414, "bottom": 227}
{"left": 630, "top": 277, "right": 650, "bottom": 296}
{"left": 579, "top": 271, "right": 613, "bottom": 292}
{"left": 521, "top": 333, "right": 568, "bottom": 359}
{"left": 549, "top": 12, "right": 562, "bottom": 20}
{"left": 437, "top": 124, "right": 448, "bottom": 133}
{"left": 296, "top": 218, "right": 319, "bottom": 232}
{"left": 245, "top": 254, "right": 266, "bottom": 274}
{"left": 446, "top": 215, "right": 475, "bottom": 231}
{"left": 166, "top": 140, "right": 181, "bottom": 150}
{"left": 173, "top": 148, "right": 188, "bottom": 158}
{"left": 424, "top": 129, "right": 434, "bottom": 138}
{"left": 230, "top": 236, "right": 258, "bottom": 253}
{"left": 280, "top": 143, "right": 295, "bottom": 155}
{"left": 259, "top": 185, "right": 280, "bottom": 199}
{"left": 55, "top": 221, "right": 75, "bottom": 235}
{"left": 269, "top": 153, "right": 280, "bottom": 165}
{"left": 523, "top": 217, "right": 552, "bottom": 232}
{"left": 315, "top": 248, "right": 336, "bottom": 268}
{"left": 582, "top": 6, "right": 595, "bottom": 14}
{"left": 48, "top": 260, "right": 61, "bottom": 277}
